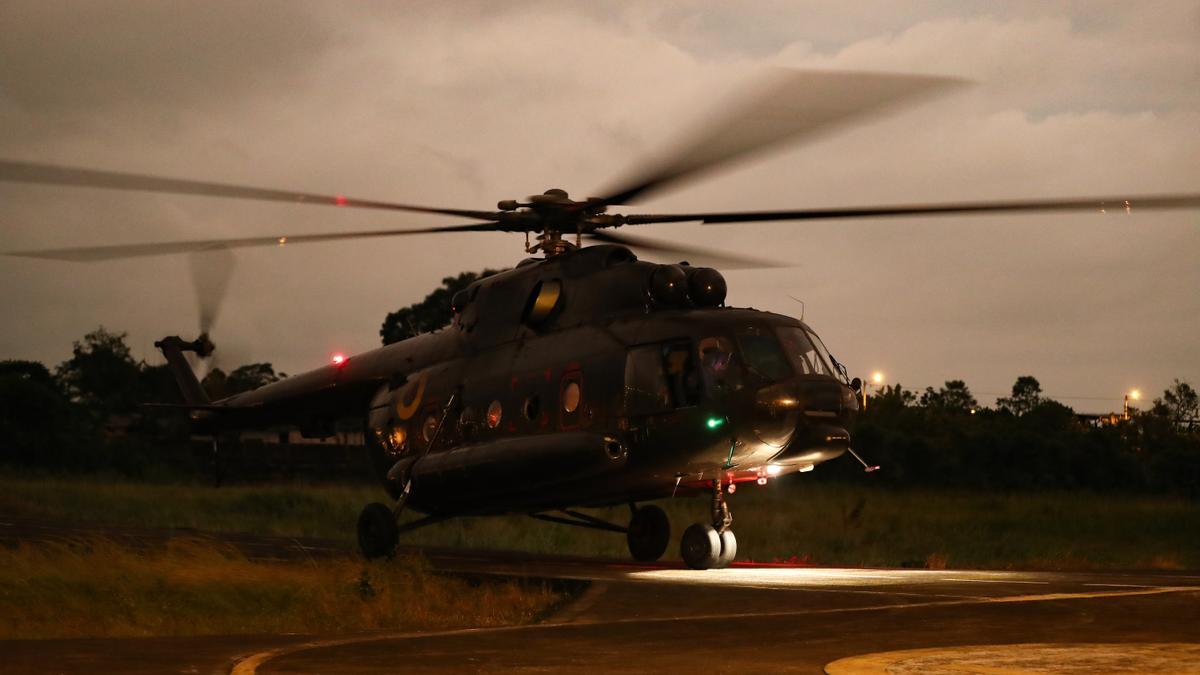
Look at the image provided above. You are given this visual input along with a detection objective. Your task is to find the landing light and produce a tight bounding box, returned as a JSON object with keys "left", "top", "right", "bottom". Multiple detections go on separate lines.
{"left": 766, "top": 464, "right": 783, "bottom": 476}
{"left": 706, "top": 416, "right": 726, "bottom": 430}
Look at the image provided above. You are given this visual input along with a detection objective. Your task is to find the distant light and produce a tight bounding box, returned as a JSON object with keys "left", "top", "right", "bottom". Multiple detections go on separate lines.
{"left": 331, "top": 353, "right": 347, "bottom": 366}
{"left": 278, "top": 236, "right": 288, "bottom": 246}
{"left": 1129, "top": 389, "right": 1141, "bottom": 401}
{"left": 766, "top": 464, "right": 783, "bottom": 476}
{"left": 706, "top": 416, "right": 726, "bottom": 430}
{"left": 335, "top": 195, "right": 347, "bottom": 206}
{"left": 871, "top": 371, "right": 884, "bottom": 385}
{"left": 970, "top": 408, "right": 977, "bottom": 415}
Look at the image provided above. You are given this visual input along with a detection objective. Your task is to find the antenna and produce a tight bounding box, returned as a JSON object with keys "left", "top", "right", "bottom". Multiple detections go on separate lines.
{"left": 787, "top": 294, "right": 805, "bottom": 322}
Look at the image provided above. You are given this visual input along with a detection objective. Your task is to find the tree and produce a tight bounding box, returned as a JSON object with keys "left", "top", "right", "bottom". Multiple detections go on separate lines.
{"left": 227, "top": 363, "right": 284, "bottom": 395}
{"left": 55, "top": 327, "right": 142, "bottom": 415}
{"left": 0, "top": 360, "right": 94, "bottom": 468}
{"left": 1152, "top": 379, "right": 1199, "bottom": 427}
{"left": 380, "top": 269, "right": 503, "bottom": 345}
{"left": 997, "top": 375, "right": 1043, "bottom": 416}
{"left": 868, "top": 383, "right": 917, "bottom": 412}
{"left": 919, "top": 379, "right": 978, "bottom": 413}
{"left": 201, "top": 367, "right": 228, "bottom": 400}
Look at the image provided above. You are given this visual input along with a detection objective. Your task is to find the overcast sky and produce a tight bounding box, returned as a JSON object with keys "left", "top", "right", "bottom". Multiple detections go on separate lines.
{"left": 1, "top": 1, "right": 1197, "bottom": 410}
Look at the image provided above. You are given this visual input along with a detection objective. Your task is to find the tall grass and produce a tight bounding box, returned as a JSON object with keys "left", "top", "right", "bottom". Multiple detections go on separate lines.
{"left": 0, "top": 538, "right": 559, "bottom": 639}
{"left": 2, "top": 475, "right": 1197, "bottom": 570}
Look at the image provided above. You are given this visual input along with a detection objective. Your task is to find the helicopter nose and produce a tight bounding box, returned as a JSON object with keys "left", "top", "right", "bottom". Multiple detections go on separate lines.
{"left": 751, "top": 378, "right": 850, "bottom": 449}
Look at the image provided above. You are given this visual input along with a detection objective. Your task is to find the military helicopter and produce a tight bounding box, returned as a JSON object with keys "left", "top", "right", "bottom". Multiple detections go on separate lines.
{"left": 4, "top": 70, "right": 1199, "bottom": 569}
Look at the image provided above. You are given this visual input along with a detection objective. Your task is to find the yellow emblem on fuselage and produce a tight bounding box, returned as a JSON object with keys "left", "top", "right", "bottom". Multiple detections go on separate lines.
{"left": 395, "top": 372, "right": 428, "bottom": 420}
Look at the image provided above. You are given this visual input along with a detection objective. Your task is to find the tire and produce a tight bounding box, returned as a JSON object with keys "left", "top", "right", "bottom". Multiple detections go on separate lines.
{"left": 714, "top": 529, "right": 737, "bottom": 569}
{"left": 357, "top": 502, "right": 399, "bottom": 560}
{"left": 627, "top": 504, "right": 671, "bottom": 562}
{"left": 680, "top": 522, "right": 721, "bottom": 570}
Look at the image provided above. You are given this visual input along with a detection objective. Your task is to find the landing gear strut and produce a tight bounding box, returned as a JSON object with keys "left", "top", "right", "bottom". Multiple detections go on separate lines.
{"left": 357, "top": 503, "right": 449, "bottom": 560}
{"left": 680, "top": 479, "right": 737, "bottom": 570}
{"left": 530, "top": 503, "right": 672, "bottom": 563}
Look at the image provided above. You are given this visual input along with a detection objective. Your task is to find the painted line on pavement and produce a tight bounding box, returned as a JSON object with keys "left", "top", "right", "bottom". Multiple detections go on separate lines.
{"left": 230, "top": 586, "right": 1199, "bottom": 675}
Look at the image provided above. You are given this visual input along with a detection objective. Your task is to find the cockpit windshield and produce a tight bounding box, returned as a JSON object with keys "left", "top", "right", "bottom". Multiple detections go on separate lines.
{"left": 734, "top": 326, "right": 791, "bottom": 381}
{"left": 804, "top": 328, "right": 848, "bottom": 382}
{"left": 775, "top": 326, "right": 832, "bottom": 377}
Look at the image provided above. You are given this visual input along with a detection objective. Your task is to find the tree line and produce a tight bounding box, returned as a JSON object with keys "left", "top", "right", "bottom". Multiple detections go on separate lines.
{"left": 2, "top": 318, "right": 1197, "bottom": 495}
{"left": 827, "top": 376, "right": 1199, "bottom": 496}
{"left": 0, "top": 327, "right": 282, "bottom": 477}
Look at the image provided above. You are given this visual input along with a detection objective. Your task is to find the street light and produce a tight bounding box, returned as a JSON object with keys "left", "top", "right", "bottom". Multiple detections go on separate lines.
{"left": 871, "top": 371, "right": 884, "bottom": 387}
{"left": 1124, "top": 388, "right": 1141, "bottom": 420}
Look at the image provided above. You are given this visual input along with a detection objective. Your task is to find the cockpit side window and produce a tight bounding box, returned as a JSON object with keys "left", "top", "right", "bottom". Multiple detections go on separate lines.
{"left": 776, "top": 326, "right": 831, "bottom": 376}
{"left": 735, "top": 326, "right": 792, "bottom": 382}
{"left": 624, "top": 340, "right": 700, "bottom": 415}
{"left": 662, "top": 340, "right": 700, "bottom": 407}
{"left": 698, "top": 336, "right": 741, "bottom": 392}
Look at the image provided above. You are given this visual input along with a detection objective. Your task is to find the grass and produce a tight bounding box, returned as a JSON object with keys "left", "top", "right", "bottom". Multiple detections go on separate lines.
{"left": 0, "top": 538, "right": 561, "bottom": 639}
{"left": 2, "top": 475, "right": 1198, "bottom": 571}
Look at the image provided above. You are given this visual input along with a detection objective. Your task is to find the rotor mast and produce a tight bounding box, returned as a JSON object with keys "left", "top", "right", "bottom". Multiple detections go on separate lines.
{"left": 500, "top": 188, "right": 614, "bottom": 258}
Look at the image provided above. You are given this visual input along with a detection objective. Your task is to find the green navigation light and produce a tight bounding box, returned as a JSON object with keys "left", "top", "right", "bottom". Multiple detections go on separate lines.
{"left": 706, "top": 416, "right": 726, "bottom": 430}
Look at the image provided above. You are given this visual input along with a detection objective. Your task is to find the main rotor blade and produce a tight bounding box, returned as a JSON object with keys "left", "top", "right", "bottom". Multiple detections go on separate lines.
{"left": 0, "top": 159, "right": 502, "bottom": 221}
{"left": 620, "top": 193, "right": 1200, "bottom": 225}
{"left": 596, "top": 69, "right": 966, "bottom": 206}
{"left": 2, "top": 222, "right": 502, "bottom": 262}
{"left": 585, "top": 230, "right": 787, "bottom": 269}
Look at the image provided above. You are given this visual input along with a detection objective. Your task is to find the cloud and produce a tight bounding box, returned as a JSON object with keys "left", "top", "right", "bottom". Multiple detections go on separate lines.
{"left": 0, "top": 2, "right": 1196, "bottom": 407}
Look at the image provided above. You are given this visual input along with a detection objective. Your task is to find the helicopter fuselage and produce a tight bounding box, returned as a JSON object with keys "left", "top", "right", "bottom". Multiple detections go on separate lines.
{"left": 197, "top": 244, "right": 857, "bottom": 518}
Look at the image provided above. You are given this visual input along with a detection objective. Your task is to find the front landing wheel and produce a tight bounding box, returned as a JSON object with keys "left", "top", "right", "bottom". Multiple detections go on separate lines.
{"left": 358, "top": 502, "right": 399, "bottom": 560}
{"left": 714, "top": 529, "right": 737, "bottom": 568}
{"left": 627, "top": 504, "right": 671, "bottom": 562}
{"left": 680, "top": 523, "right": 721, "bottom": 570}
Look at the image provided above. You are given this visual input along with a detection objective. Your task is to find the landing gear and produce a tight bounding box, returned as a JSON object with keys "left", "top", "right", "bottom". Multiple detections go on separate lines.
{"left": 680, "top": 479, "right": 737, "bottom": 570}
{"left": 715, "top": 529, "right": 737, "bottom": 568}
{"left": 680, "top": 523, "right": 721, "bottom": 569}
{"left": 357, "top": 502, "right": 399, "bottom": 559}
{"left": 627, "top": 504, "right": 671, "bottom": 562}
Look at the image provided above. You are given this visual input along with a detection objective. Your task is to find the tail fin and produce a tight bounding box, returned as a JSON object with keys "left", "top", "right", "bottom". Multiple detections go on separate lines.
{"left": 154, "top": 334, "right": 214, "bottom": 405}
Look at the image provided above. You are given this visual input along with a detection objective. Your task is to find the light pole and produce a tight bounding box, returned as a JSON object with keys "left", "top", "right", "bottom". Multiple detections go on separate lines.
{"left": 1124, "top": 388, "right": 1140, "bottom": 420}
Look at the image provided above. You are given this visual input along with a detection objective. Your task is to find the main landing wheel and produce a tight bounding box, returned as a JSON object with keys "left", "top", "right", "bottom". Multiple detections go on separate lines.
{"left": 627, "top": 504, "right": 671, "bottom": 562}
{"left": 358, "top": 502, "right": 399, "bottom": 560}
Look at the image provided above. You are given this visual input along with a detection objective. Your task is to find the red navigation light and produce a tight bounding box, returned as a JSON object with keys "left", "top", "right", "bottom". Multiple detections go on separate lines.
{"left": 331, "top": 353, "right": 347, "bottom": 366}
{"left": 335, "top": 195, "right": 347, "bottom": 206}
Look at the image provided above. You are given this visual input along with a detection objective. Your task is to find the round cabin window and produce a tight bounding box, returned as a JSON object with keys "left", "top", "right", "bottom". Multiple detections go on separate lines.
{"left": 422, "top": 415, "right": 438, "bottom": 443}
{"left": 563, "top": 381, "right": 581, "bottom": 413}
{"left": 487, "top": 400, "right": 503, "bottom": 428}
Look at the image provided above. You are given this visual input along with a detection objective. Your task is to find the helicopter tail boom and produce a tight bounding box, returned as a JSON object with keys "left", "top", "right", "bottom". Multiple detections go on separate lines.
{"left": 153, "top": 335, "right": 213, "bottom": 406}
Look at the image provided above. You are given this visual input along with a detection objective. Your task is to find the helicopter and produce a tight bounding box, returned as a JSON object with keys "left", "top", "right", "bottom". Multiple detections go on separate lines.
{"left": 4, "top": 70, "right": 1199, "bottom": 569}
